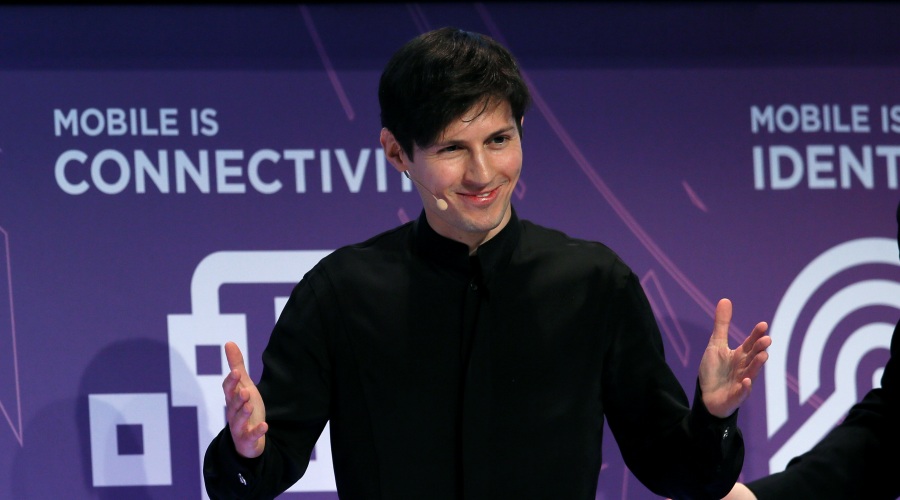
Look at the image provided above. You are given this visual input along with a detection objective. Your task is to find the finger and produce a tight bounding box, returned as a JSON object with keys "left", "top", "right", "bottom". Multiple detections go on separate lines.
{"left": 726, "top": 378, "right": 752, "bottom": 409}
{"left": 710, "top": 298, "right": 733, "bottom": 345}
{"left": 224, "top": 342, "right": 247, "bottom": 374}
{"left": 737, "top": 378, "right": 753, "bottom": 403}
{"left": 238, "top": 408, "right": 268, "bottom": 440}
{"left": 229, "top": 398, "right": 253, "bottom": 432}
{"left": 741, "top": 327, "right": 771, "bottom": 355}
{"left": 222, "top": 368, "right": 241, "bottom": 394}
{"left": 247, "top": 421, "right": 269, "bottom": 441}
{"left": 753, "top": 333, "right": 772, "bottom": 354}
{"left": 226, "top": 384, "right": 250, "bottom": 420}
{"left": 743, "top": 350, "right": 770, "bottom": 381}
{"left": 222, "top": 370, "right": 243, "bottom": 420}
{"left": 232, "top": 421, "right": 267, "bottom": 460}
{"left": 737, "top": 323, "right": 768, "bottom": 356}
{"left": 747, "top": 321, "right": 769, "bottom": 343}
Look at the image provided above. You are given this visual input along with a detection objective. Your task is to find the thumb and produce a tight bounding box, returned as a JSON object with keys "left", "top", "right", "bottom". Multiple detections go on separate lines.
{"left": 710, "top": 298, "right": 733, "bottom": 346}
{"left": 224, "top": 341, "right": 248, "bottom": 376}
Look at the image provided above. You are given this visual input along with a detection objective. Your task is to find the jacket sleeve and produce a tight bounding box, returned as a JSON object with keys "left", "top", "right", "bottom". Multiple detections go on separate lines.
{"left": 602, "top": 264, "right": 743, "bottom": 500}
{"left": 203, "top": 269, "right": 333, "bottom": 499}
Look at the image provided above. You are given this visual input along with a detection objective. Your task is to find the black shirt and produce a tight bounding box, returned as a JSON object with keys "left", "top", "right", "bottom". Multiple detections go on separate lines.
{"left": 204, "top": 208, "right": 742, "bottom": 499}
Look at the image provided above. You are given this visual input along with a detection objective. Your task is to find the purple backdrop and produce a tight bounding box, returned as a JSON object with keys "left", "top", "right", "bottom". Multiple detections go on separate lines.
{"left": 1, "top": 3, "right": 899, "bottom": 499}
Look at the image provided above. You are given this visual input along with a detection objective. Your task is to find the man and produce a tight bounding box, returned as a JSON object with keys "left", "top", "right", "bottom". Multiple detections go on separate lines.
{"left": 724, "top": 202, "right": 900, "bottom": 500}
{"left": 203, "top": 27, "right": 771, "bottom": 499}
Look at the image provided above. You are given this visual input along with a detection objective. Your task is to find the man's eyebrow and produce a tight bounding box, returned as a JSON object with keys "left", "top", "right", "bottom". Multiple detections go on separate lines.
{"left": 434, "top": 125, "right": 517, "bottom": 146}
{"left": 487, "top": 125, "right": 517, "bottom": 137}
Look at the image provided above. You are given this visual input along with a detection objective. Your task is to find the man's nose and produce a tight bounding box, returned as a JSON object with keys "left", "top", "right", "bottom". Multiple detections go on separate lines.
{"left": 464, "top": 149, "right": 491, "bottom": 184}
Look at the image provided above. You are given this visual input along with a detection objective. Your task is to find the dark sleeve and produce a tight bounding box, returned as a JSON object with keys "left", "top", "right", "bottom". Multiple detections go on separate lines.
{"left": 203, "top": 270, "right": 333, "bottom": 499}
{"left": 747, "top": 319, "right": 900, "bottom": 500}
{"left": 602, "top": 265, "right": 743, "bottom": 500}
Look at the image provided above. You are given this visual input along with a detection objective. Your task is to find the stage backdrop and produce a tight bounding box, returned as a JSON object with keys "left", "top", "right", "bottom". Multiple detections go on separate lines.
{"left": 1, "top": 3, "right": 899, "bottom": 499}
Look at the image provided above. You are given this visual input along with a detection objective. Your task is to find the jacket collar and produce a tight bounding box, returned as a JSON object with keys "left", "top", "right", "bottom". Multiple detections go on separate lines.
{"left": 413, "top": 206, "right": 521, "bottom": 284}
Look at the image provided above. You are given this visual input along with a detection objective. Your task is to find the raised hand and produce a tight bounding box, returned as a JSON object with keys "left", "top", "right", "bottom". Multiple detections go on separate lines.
{"left": 222, "top": 341, "right": 268, "bottom": 458}
{"left": 699, "top": 298, "right": 771, "bottom": 418}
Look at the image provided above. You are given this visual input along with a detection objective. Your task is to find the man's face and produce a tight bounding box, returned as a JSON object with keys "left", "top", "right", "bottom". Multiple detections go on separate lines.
{"left": 382, "top": 100, "right": 523, "bottom": 251}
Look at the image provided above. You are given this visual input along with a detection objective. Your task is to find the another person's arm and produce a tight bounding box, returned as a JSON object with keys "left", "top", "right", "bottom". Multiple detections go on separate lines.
{"left": 742, "top": 320, "right": 900, "bottom": 499}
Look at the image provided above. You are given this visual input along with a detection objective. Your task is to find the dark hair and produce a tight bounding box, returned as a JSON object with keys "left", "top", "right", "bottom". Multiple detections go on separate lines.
{"left": 379, "top": 27, "right": 531, "bottom": 158}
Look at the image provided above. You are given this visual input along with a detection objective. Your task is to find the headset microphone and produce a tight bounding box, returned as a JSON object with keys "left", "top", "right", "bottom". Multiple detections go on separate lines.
{"left": 404, "top": 171, "right": 449, "bottom": 211}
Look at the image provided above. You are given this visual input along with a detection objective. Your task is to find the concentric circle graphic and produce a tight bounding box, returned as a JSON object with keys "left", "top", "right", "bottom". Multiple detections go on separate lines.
{"left": 765, "top": 237, "right": 900, "bottom": 473}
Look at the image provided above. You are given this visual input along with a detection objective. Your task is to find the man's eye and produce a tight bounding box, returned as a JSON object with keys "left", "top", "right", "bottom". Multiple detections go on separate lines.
{"left": 440, "top": 145, "right": 460, "bottom": 153}
{"left": 491, "top": 136, "right": 509, "bottom": 145}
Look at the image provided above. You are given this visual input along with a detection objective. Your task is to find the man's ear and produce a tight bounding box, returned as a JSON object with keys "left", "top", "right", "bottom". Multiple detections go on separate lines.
{"left": 380, "top": 128, "right": 407, "bottom": 173}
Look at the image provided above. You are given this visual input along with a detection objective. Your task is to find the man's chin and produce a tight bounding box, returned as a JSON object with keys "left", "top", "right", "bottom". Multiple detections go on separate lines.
{"left": 463, "top": 205, "right": 511, "bottom": 235}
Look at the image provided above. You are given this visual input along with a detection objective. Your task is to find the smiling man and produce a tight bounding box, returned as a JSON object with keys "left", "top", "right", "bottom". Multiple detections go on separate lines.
{"left": 380, "top": 99, "right": 520, "bottom": 252}
{"left": 203, "top": 27, "right": 771, "bottom": 500}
